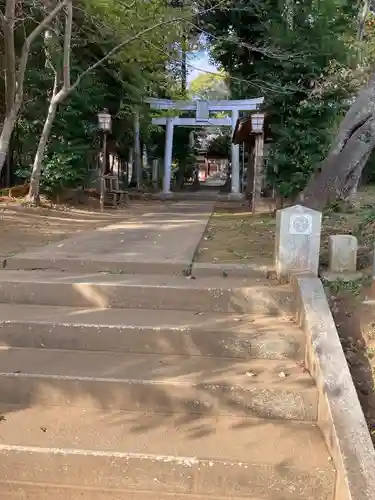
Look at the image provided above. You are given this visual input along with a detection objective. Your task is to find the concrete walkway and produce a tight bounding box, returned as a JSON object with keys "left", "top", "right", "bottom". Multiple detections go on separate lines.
{"left": 4, "top": 201, "right": 214, "bottom": 274}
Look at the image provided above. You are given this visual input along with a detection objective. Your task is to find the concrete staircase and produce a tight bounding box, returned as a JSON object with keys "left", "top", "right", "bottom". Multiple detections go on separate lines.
{"left": 0, "top": 270, "right": 335, "bottom": 499}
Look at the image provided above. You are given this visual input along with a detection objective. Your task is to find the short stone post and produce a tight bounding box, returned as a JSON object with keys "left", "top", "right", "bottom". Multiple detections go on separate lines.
{"left": 328, "top": 235, "right": 358, "bottom": 274}
{"left": 275, "top": 205, "right": 322, "bottom": 280}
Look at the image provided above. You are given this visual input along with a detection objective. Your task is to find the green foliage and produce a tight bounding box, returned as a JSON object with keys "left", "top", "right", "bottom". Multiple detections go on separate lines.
{"left": 201, "top": 0, "right": 363, "bottom": 197}
{"left": 206, "top": 132, "right": 231, "bottom": 158}
{"left": 2, "top": 0, "right": 190, "bottom": 189}
{"left": 15, "top": 63, "right": 114, "bottom": 192}
{"left": 322, "top": 277, "right": 364, "bottom": 297}
{"left": 189, "top": 71, "right": 229, "bottom": 100}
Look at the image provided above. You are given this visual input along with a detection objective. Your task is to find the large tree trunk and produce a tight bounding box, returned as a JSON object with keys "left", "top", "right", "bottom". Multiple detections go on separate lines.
{"left": 299, "top": 73, "right": 375, "bottom": 210}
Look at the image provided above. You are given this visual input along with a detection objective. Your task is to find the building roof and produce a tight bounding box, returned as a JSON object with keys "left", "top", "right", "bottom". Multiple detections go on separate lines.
{"left": 232, "top": 116, "right": 272, "bottom": 145}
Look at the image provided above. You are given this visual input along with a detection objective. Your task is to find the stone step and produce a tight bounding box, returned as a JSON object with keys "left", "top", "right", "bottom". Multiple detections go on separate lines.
{"left": 0, "top": 304, "right": 304, "bottom": 359}
{"left": 192, "top": 262, "right": 273, "bottom": 279}
{"left": 0, "top": 271, "right": 293, "bottom": 314}
{"left": 0, "top": 405, "right": 335, "bottom": 499}
{"left": 2, "top": 486, "right": 267, "bottom": 500}
{"left": 0, "top": 349, "right": 317, "bottom": 420}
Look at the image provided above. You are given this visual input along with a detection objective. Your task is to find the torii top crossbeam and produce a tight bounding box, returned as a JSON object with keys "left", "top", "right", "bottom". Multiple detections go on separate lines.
{"left": 146, "top": 97, "right": 264, "bottom": 112}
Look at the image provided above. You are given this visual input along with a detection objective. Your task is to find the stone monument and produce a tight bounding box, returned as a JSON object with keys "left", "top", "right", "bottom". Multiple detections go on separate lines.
{"left": 275, "top": 205, "right": 322, "bottom": 280}
{"left": 328, "top": 235, "right": 357, "bottom": 273}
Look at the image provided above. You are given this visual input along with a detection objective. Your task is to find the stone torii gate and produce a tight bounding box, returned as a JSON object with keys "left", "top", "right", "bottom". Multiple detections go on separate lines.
{"left": 146, "top": 97, "right": 264, "bottom": 196}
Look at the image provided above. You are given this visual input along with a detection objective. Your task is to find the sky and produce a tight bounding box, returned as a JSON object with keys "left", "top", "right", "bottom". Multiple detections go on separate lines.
{"left": 187, "top": 50, "right": 219, "bottom": 85}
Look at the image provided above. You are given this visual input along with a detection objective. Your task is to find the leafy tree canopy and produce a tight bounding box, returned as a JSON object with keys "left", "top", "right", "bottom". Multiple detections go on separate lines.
{"left": 200, "top": 0, "right": 370, "bottom": 197}
{"left": 189, "top": 70, "right": 229, "bottom": 100}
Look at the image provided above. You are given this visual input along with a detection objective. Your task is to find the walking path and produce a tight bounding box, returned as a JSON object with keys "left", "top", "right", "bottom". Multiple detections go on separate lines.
{"left": 4, "top": 201, "right": 214, "bottom": 274}
{"left": 0, "top": 200, "right": 336, "bottom": 500}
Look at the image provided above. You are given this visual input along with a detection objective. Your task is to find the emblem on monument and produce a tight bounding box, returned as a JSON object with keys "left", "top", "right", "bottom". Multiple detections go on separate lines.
{"left": 289, "top": 213, "right": 313, "bottom": 235}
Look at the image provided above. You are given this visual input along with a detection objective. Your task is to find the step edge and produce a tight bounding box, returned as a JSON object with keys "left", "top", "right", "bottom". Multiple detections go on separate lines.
{"left": 0, "top": 273, "right": 286, "bottom": 289}
{"left": 0, "top": 281, "right": 285, "bottom": 291}
{"left": 0, "top": 444, "right": 335, "bottom": 472}
{"left": 0, "top": 403, "right": 319, "bottom": 426}
{"left": 0, "top": 319, "right": 304, "bottom": 334}
{"left": 0, "top": 346, "right": 309, "bottom": 364}
{"left": 0, "top": 480, "right": 277, "bottom": 500}
{"left": 0, "top": 371, "right": 316, "bottom": 389}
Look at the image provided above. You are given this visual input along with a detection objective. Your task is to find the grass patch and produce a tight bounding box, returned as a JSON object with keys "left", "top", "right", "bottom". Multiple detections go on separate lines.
{"left": 323, "top": 277, "right": 364, "bottom": 297}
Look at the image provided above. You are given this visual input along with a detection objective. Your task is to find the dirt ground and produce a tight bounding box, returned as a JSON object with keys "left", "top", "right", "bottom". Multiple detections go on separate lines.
{"left": 327, "top": 291, "right": 375, "bottom": 442}
{"left": 196, "top": 200, "right": 276, "bottom": 265}
{"left": 0, "top": 197, "right": 158, "bottom": 258}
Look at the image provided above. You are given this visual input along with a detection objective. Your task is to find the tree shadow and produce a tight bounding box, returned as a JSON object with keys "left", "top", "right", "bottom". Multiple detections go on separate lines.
{"left": 0, "top": 299, "right": 334, "bottom": 498}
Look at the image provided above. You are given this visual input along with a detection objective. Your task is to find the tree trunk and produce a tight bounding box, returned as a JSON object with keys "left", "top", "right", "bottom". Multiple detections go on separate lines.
{"left": 27, "top": 89, "right": 63, "bottom": 204}
{"left": 175, "top": 162, "right": 185, "bottom": 190}
{"left": 300, "top": 117, "right": 375, "bottom": 210}
{"left": 128, "top": 148, "right": 137, "bottom": 186}
{"left": 357, "top": 0, "right": 369, "bottom": 43}
{"left": 0, "top": 100, "right": 21, "bottom": 174}
{"left": 181, "top": 45, "right": 187, "bottom": 94}
{"left": 133, "top": 110, "right": 141, "bottom": 188}
{"left": 299, "top": 73, "right": 375, "bottom": 210}
{"left": 3, "top": 0, "right": 16, "bottom": 186}
{"left": 342, "top": 146, "right": 372, "bottom": 200}
{"left": 27, "top": 0, "right": 72, "bottom": 204}
{"left": 246, "top": 146, "right": 255, "bottom": 206}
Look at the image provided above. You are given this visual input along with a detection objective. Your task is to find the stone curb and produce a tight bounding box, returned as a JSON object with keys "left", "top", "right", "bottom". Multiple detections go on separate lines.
{"left": 149, "top": 193, "right": 245, "bottom": 201}
{"left": 291, "top": 273, "right": 375, "bottom": 500}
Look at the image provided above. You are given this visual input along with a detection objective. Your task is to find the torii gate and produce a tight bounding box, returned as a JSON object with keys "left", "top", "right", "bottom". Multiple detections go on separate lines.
{"left": 146, "top": 97, "right": 264, "bottom": 196}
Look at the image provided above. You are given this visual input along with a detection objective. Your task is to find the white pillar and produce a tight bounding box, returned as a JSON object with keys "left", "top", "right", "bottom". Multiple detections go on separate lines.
{"left": 231, "top": 109, "right": 240, "bottom": 193}
{"left": 163, "top": 118, "right": 174, "bottom": 194}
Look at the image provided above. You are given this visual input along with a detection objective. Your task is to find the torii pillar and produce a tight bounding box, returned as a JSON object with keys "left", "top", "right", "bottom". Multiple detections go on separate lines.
{"left": 230, "top": 108, "right": 240, "bottom": 196}
{"left": 163, "top": 118, "right": 174, "bottom": 194}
